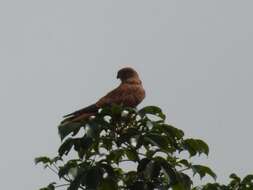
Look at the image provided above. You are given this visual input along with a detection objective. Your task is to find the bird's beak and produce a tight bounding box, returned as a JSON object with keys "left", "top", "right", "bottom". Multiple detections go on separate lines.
{"left": 116, "top": 74, "right": 119, "bottom": 79}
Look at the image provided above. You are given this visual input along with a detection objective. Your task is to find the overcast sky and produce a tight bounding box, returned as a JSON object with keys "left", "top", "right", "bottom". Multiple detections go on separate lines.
{"left": 0, "top": 1, "right": 253, "bottom": 189}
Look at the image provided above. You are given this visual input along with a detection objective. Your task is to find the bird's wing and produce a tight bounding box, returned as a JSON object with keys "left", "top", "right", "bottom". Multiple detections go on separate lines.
{"left": 61, "top": 104, "right": 98, "bottom": 124}
{"left": 96, "top": 83, "right": 145, "bottom": 108}
{"left": 63, "top": 104, "right": 98, "bottom": 118}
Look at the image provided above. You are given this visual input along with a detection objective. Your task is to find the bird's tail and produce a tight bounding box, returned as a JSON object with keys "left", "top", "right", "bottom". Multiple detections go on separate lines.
{"left": 63, "top": 104, "right": 98, "bottom": 118}
{"left": 61, "top": 104, "right": 98, "bottom": 124}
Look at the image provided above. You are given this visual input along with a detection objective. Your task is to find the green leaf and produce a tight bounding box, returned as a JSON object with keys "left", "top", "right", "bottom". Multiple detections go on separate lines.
{"left": 195, "top": 183, "right": 223, "bottom": 190}
{"left": 68, "top": 173, "right": 82, "bottom": 190}
{"left": 107, "top": 149, "right": 124, "bottom": 164}
{"left": 195, "top": 139, "right": 209, "bottom": 155}
{"left": 39, "top": 183, "right": 56, "bottom": 190}
{"left": 137, "top": 158, "right": 151, "bottom": 172}
{"left": 85, "top": 167, "right": 103, "bottom": 188}
{"left": 192, "top": 165, "right": 217, "bottom": 180}
{"left": 98, "top": 178, "right": 118, "bottom": 190}
{"left": 117, "top": 127, "right": 139, "bottom": 145}
{"left": 111, "top": 104, "right": 124, "bottom": 116}
{"left": 138, "top": 106, "right": 166, "bottom": 120}
{"left": 58, "top": 122, "right": 83, "bottom": 141}
{"left": 47, "top": 183, "right": 56, "bottom": 190}
{"left": 155, "top": 157, "right": 178, "bottom": 184}
{"left": 99, "top": 105, "right": 123, "bottom": 118}
{"left": 35, "top": 156, "right": 51, "bottom": 165}
{"left": 58, "top": 138, "right": 74, "bottom": 156}
{"left": 183, "top": 139, "right": 209, "bottom": 156}
{"left": 177, "top": 173, "right": 192, "bottom": 190}
{"left": 146, "top": 161, "right": 161, "bottom": 180}
{"left": 229, "top": 173, "right": 241, "bottom": 182}
{"left": 146, "top": 150, "right": 156, "bottom": 158}
{"left": 177, "top": 159, "right": 191, "bottom": 168}
{"left": 129, "top": 181, "right": 146, "bottom": 190}
{"left": 58, "top": 160, "right": 78, "bottom": 178}
{"left": 98, "top": 163, "right": 115, "bottom": 178}
{"left": 242, "top": 174, "right": 253, "bottom": 185}
{"left": 158, "top": 124, "right": 184, "bottom": 140}
{"left": 51, "top": 156, "right": 63, "bottom": 163}
{"left": 172, "top": 183, "right": 187, "bottom": 190}
{"left": 123, "top": 171, "right": 138, "bottom": 187}
{"left": 145, "top": 134, "right": 169, "bottom": 151}
{"left": 87, "top": 121, "right": 101, "bottom": 138}
{"left": 125, "top": 149, "right": 139, "bottom": 162}
{"left": 73, "top": 136, "right": 93, "bottom": 159}
{"left": 58, "top": 137, "right": 92, "bottom": 158}
{"left": 101, "top": 137, "right": 113, "bottom": 150}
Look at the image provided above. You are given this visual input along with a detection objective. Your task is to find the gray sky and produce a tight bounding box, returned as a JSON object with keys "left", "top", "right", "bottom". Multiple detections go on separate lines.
{"left": 0, "top": 1, "right": 253, "bottom": 189}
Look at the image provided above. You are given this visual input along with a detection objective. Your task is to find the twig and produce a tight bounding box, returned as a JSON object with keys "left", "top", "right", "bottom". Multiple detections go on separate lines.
{"left": 47, "top": 165, "right": 58, "bottom": 175}
{"left": 52, "top": 163, "right": 59, "bottom": 171}
{"left": 119, "top": 160, "right": 131, "bottom": 163}
{"left": 63, "top": 176, "right": 72, "bottom": 183}
{"left": 138, "top": 152, "right": 146, "bottom": 156}
{"left": 55, "top": 184, "right": 70, "bottom": 188}
{"left": 178, "top": 167, "right": 191, "bottom": 172}
{"left": 48, "top": 164, "right": 72, "bottom": 182}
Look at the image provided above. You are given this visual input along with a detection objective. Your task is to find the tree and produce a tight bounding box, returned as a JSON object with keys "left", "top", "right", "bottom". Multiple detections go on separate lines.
{"left": 35, "top": 105, "right": 251, "bottom": 190}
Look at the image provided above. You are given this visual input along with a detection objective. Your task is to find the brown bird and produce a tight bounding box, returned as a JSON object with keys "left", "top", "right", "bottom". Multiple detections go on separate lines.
{"left": 61, "top": 67, "right": 145, "bottom": 124}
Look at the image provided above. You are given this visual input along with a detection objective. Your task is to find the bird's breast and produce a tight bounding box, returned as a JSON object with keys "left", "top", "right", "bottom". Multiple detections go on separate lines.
{"left": 123, "top": 83, "right": 145, "bottom": 107}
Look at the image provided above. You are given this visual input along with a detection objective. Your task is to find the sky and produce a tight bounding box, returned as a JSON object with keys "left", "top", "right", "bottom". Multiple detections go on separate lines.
{"left": 0, "top": 1, "right": 253, "bottom": 189}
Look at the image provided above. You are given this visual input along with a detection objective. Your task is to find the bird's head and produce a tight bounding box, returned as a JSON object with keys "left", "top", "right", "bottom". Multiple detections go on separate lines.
{"left": 117, "top": 67, "right": 139, "bottom": 82}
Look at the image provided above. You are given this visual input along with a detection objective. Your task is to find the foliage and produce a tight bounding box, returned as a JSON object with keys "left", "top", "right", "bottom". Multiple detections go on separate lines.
{"left": 35, "top": 105, "right": 250, "bottom": 190}
{"left": 193, "top": 173, "right": 253, "bottom": 190}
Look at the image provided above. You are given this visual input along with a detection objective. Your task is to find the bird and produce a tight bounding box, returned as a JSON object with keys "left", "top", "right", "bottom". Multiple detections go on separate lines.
{"left": 61, "top": 67, "right": 145, "bottom": 124}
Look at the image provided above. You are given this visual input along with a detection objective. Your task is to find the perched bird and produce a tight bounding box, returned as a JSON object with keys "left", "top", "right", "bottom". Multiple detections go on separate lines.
{"left": 61, "top": 67, "right": 145, "bottom": 124}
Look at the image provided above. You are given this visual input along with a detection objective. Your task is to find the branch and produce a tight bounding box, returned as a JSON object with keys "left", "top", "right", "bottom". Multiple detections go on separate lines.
{"left": 47, "top": 165, "right": 58, "bottom": 175}
{"left": 138, "top": 152, "right": 146, "bottom": 156}
{"left": 178, "top": 167, "right": 191, "bottom": 172}
{"left": 52, "top": 163, "right": 59, "bottom": 171}
{"left": 55, "top": 184, "right": 70, "bottom": 188}
{"left": 49, "top": 165, "right": 72, "bottom": 182}
{"left": 119, "top": 159, "right": 131, "bottom": 163}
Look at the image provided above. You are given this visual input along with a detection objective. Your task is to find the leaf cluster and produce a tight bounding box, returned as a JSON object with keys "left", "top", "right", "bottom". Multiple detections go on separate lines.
{"left": 36, "top": 105, "right": 216, "bottom": 190}
{"left": 194, "top": 173, "right": 253, "bottom": 190}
